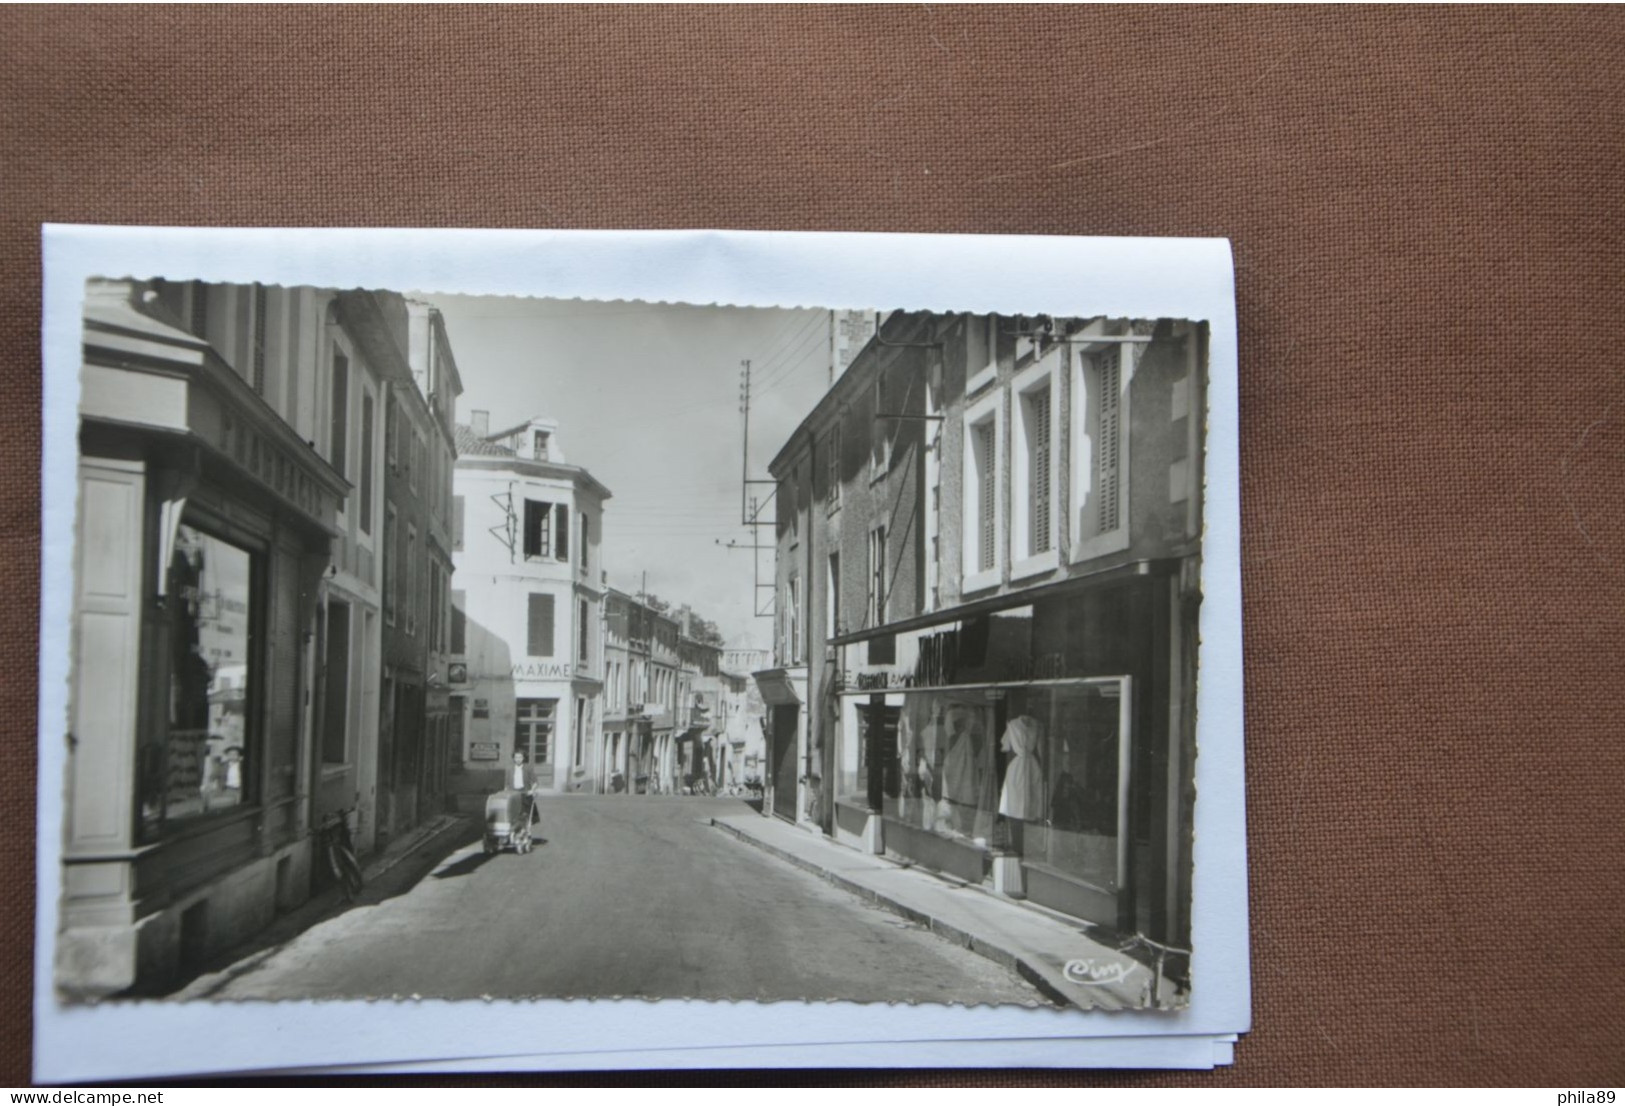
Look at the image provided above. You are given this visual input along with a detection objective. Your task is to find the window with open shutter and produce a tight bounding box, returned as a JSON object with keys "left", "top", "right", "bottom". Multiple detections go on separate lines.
{"left": 523, "top": 499, "right": 551, "bottom": 559}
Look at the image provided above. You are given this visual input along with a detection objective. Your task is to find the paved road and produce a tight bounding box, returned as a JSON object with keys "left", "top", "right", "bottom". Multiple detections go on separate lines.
{"left": 182, "top": 795, "right": 1047, "bottom": 1005}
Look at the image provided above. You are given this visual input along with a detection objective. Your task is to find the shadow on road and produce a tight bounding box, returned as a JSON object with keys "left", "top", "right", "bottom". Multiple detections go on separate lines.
{"left": 432, "top": 837, "right": 550, "bottom": 880}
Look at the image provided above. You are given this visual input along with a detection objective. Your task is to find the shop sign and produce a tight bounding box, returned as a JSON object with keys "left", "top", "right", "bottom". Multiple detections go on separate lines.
{"left": 469, "top": 742, "right": 501, "bottom": 761}
{"left": 511, "top": 662, "right": 573, "bottom": 680}
{"left": 835, "top": 604, "right": 1080, "bottom": 692}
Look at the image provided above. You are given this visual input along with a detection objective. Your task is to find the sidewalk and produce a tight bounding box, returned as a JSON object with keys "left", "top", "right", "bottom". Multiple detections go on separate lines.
{"left": 711, "top": 813, "right": 1163, "bottom": 1012}
{"left": 170, "top": 812, "right": 471, "bottom": 1000}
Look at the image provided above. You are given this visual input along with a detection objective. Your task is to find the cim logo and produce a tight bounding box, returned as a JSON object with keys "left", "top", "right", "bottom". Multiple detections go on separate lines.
{"left": 1063, "top": 957, "right": 1135, "bottom": 987}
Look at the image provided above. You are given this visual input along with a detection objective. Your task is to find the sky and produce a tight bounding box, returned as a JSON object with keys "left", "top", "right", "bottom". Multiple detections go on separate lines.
{"left": 427, "top": 295, "right": 842, "bottom": 651}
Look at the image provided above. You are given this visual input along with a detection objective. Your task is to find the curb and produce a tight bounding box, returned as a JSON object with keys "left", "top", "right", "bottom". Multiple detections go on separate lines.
{"left": 363, "top": 813, "right": 471, "bottom": 883}
{"left": 710, "top": 816, "right": 1077, "bottom": 1010}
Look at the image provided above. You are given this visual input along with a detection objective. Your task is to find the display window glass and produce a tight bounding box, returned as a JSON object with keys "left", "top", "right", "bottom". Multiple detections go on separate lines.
{"left": 838, "top": 677, "right": 1131, "bottom": 892}
{"left": 142, "top": 522, "right": 257, "bottom": 837}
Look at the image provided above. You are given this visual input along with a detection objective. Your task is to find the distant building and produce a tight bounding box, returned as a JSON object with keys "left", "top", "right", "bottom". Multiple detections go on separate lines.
{"left": 447, "top": 413, "right": 608, "bottom": 802}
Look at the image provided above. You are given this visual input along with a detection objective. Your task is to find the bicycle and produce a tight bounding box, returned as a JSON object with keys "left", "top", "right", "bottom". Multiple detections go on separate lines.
{"left": 320, "top": 808, "right": 364, "bottom": 902}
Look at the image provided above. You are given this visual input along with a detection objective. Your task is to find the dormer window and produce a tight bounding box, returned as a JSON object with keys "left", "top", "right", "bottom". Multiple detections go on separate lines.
{"left": 533, "top": 430, "right": 550, "bottom": 460}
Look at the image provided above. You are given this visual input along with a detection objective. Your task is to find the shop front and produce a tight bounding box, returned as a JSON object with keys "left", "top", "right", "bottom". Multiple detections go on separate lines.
{"left": 64, "top": 286, "right": 349, "bottom": 994}
{"left": 831, "top": 564, "right": 1193, "bottom": 940}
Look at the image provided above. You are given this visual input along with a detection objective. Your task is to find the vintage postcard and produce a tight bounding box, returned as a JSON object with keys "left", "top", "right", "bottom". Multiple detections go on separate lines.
{"left": 35, "top": 227, "right": 1248, "bottom": 1078}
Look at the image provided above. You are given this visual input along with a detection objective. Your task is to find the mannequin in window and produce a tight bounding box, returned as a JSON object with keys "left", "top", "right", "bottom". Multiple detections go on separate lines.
{"left": 998, "top": 715, "right": 1046, "bottom": 856}
{"left": 939, "top": 699, "right": 994, "bottom": 844}
{"left": 899, "top": 704, "right": 944, "bottom": 829}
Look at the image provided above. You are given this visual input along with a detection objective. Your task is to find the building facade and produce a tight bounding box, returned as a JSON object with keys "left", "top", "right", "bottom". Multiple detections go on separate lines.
{"left": 61, "top": 279, "right": 434, "bottom": 995}
{"left": 761, "top": 311, "right": 1206, "bottom": 976}
{"left": 447, "top": 414, "right": 608, "bottom": 802}
{"left": 370, "top": 296, "right": 461, "bottom": 846}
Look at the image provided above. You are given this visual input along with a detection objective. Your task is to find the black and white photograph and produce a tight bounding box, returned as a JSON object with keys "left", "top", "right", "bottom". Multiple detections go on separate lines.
{"left": 37, "top": 228, "right": 1245, "bottom": 1078}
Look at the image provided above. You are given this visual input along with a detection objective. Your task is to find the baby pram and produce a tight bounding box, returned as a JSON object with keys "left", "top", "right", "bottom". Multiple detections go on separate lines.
{"left": 483, "top": 788, "right": 535, "bottom": 855}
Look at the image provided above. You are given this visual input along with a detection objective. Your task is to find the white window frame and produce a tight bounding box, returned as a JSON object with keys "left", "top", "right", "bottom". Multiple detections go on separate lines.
{"left": 961, "top": 387, "right": 1004, "bottom": 594}
{"left": 1011, "top": 352, "right": 1062, "bottom": 581}
{"left": 1071, "top": 338, "right": 1137, "bottom": 563}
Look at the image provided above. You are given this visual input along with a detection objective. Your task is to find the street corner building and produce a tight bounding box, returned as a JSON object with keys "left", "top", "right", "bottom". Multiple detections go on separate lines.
{"left": 445, "top": 413, "right": 610, "bottom": 803}
{"left": 59, "top": 278, "right": 463, "bottom": 997}
{"left": 755, "top": 312, "right": 1206, "bottom": 1005}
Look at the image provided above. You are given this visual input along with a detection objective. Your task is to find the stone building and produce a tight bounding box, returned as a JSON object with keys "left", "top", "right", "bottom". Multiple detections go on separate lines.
{"left": 60, "top": 279, "right": 450, "bottom": 994}
{"left": 447, "top": 414, "right": 608, "bottom": 802}
{"left": 760, "top": 311, "right": 1206, "bottom": 973}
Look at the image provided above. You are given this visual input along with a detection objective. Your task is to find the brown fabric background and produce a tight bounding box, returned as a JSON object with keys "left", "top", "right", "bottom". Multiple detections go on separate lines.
{"left": 2, "top": 4, "right": 1620, "bottom": 1087}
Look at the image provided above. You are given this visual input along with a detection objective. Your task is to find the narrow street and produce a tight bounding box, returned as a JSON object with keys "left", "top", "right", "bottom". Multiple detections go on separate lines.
{"left": 179, "top": 796, "right": 1048, "bottom": 1006}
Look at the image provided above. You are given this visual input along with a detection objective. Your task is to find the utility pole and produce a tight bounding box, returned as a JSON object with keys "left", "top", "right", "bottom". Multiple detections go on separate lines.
{"left": 730, "top": 358, "right": 780, "bottom": 619}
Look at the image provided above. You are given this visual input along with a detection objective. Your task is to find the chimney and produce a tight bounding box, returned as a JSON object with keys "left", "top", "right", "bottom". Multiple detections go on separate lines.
{"left": 471, "top": 409, "right": 489, "bottom": 437}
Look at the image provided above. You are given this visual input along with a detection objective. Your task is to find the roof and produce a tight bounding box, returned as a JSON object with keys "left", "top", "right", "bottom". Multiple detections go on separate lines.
{"left": 454, "top": 424, "right": 515, "bottom": 457}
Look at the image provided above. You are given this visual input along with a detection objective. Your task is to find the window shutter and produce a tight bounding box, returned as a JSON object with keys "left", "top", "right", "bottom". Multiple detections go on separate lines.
{"left": 1098, "top": 350, "right": 1121, "bottom": 533}
{"left": 555, "top": 503, "right": 569, "bottom": 561}
{"left": 1031, "top": 389, "right": 1052, "bottom": 553}
{"left": 528, "top": 593, "right": 555, "bottom": 657}
{"left": 977, "top": 423, "right": 997, "bottom": 572}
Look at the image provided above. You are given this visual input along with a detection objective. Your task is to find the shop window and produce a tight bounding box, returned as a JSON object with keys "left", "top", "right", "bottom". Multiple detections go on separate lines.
{"left": 515, "top": 698, "right": 556, "bottom": 768}
{"left": 1072, "top": 345, "right": 1132, "bottom": 561}
{"left": 141, "top": 523, "right": 257, "bottom": 838}
{"left": 574, "top": 697, "right": 586, "bottom": 766}
{"left": 847, "top": 676, "right": 1131, "bottom": 895}
{"left": 528, "top": 592, "right": 555, "bottom": 657}
{"left": 523, "top": 499, "right": 552, "bottom": 559}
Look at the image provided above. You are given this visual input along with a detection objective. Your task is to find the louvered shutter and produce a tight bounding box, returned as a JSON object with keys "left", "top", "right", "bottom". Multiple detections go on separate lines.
{"left": 528, "top": 593, "right": 555, "bottom": 657}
